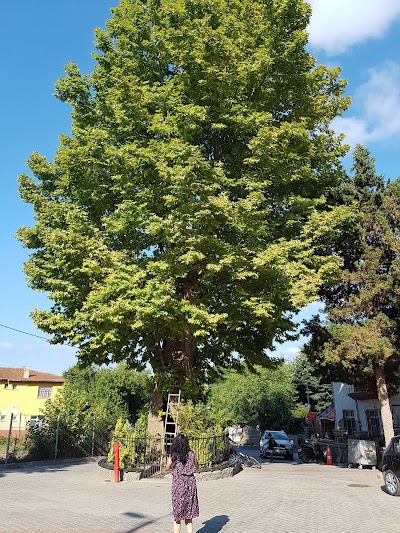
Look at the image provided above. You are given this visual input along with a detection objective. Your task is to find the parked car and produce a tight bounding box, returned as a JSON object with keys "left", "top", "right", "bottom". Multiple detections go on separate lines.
{"left": 382, "top": 435, "right": 400, "bottom": 496}
{"left": 260, "top": 430, "right": 294, "bottom": 460}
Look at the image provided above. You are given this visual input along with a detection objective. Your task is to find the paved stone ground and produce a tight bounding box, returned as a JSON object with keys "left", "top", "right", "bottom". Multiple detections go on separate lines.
{"left": 1, "top": 447, "right": 399, "bottom": 533}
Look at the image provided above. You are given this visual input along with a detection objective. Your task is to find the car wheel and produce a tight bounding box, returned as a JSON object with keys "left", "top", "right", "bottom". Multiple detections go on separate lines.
{"left": 385, "top": 470, "right": 400, "bottom": 496}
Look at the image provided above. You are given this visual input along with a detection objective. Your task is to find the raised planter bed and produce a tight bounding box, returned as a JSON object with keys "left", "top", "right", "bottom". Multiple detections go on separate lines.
{"left": 97, "top": 458, "right": 240, "bottom": 482}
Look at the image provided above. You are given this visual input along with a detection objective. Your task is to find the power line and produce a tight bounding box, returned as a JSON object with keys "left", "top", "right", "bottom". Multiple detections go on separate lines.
{"left": 0, "top": 323, "right": 50, "bottom": 341}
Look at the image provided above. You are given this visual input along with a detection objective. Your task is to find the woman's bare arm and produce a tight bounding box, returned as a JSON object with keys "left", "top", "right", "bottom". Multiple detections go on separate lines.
{"left": 166, "top": 456, "right": 173, "bottom": 470}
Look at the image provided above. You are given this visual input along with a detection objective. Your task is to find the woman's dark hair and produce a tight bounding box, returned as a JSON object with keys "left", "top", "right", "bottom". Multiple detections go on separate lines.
{"left": 171, "top": 433, "right": 190, "bottom": 465}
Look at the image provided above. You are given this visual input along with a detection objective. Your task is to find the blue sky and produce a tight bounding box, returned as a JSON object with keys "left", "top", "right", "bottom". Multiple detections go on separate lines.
{"left": 1, "top": 0, "right": 400, "bottom": 375}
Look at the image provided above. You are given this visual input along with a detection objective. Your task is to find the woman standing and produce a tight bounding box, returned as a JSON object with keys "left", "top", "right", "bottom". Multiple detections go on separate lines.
{"left": 166, "top": 433, "right": 199, "bottom": 533}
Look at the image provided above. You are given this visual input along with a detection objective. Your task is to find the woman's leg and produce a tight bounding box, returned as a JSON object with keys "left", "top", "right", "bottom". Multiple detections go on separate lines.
{"left": 173, "top": 520, "right": 181, "bottom": 533}
{"left": 184, "top": 519, "right": 193, "bottom": 533}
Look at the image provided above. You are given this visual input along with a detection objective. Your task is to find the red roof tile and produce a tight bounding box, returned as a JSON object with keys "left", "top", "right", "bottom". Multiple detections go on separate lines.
{"left": 0, "top": 367, "right": 65, "bottom": 383}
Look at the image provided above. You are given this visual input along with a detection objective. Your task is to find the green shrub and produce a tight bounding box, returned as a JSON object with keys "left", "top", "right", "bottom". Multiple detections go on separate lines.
{"left": 24, "top": 425, "right": 55, "bottom": 461}
{"left": 174, "top": 401, "right": 227, "bottom": 467}
{"left": 108, "top": 413, "right": 148, "bottom": 469}
{"left": 0, "top": 435, "right": 29, "bottom": 463}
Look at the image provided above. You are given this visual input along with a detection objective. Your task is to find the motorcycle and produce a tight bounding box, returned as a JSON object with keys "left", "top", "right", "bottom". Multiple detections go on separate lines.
{"left": 299, "top": 439, "right": 326, "bottom": 463}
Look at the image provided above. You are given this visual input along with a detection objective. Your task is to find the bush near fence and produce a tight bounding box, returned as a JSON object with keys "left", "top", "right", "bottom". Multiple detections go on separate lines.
{"left": 106, "top": 427, "right": 230, "bottom": 474}
{"left": 0, "top": 418, "right": 112, "bottom": 464}
{"left": 0, "top": 435, "right": 27, "bottom": 464}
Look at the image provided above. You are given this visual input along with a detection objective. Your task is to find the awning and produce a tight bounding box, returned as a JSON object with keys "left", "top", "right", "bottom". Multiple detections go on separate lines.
{"left": 317, "top": 404, "right": 335, "bottom": 421}
{"left": 305, "top": 412, "right": 319, "bottom": 423}
{"left": 348, "top": 391, "right": 376, "bottom": 401}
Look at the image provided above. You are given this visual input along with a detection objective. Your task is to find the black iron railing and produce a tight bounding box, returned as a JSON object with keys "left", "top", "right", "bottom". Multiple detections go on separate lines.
{"left": 108, "top": 433, "right": 230, "bottom": 478}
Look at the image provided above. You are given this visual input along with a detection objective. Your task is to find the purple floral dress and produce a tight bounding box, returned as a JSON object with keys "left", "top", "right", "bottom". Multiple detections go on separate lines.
{"left": 171, "top": 451, "right": 199, "bottom": 521}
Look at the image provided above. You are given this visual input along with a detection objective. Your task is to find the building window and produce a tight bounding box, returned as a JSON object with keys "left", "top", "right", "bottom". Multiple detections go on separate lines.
{"left": 342, "top": 409, "right": 356, "bottom": 436}
{"left": 12, "top": 384, "right": 17, "bottom": 390}
{"left": 391, "top": 405, "right": 400, "bottom": 430}
{"left": 29, "top": 415, "right": 44, "bottom": 427}
{"left": 38, "top": 386, "right": 52, "bottom": 399}
{"left": 4, "top": 384, "right": 9, "bottom": 389}
{"left": 366, "top": 409, "right": 383, "bottom": 437}
{"left": 0, "top": 414, "right": 17, "bottom": 424}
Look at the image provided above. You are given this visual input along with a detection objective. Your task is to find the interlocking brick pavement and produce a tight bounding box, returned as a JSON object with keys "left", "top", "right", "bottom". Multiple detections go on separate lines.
{"left": 0, "top": 450, "right": 398, "bottom": 532}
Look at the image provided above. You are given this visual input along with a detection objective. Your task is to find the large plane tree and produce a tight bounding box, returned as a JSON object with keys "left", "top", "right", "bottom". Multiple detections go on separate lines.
{"left": 18, "top": 0, "right": 349, "bottom": 431}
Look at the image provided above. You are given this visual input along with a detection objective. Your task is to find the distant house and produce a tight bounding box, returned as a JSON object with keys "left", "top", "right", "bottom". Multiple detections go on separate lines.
{"left": 332, "top": 382, "right": 400, "bottom": 444}
{"left": 0, "top": 366, "right": 64, "bottom": 436}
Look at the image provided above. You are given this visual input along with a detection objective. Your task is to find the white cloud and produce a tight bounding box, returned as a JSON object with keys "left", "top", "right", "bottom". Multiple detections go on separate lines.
{"left": 308, "top": 0, "right": 400, "bottom": 55}
{"left": 332, "top": 62, "right": 400, "bottom": 145}
{"left": 281, "top": 346, "right": 301, "bottom": 359}
{"left": 0, "top": 341, "right": 14, "bottom": 350}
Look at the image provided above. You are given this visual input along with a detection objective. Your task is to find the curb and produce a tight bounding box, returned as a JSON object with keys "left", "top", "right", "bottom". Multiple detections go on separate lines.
{"left": 0, "top": 456, "right": 101, "bottom": 471}
{"left": 97, "top": 463, "right": 240, "bottom": 483}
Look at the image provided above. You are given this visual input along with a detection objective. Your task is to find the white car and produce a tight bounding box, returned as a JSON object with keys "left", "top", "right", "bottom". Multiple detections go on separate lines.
{"left": 260, "top": 430, "right": 294, "bottom": 459}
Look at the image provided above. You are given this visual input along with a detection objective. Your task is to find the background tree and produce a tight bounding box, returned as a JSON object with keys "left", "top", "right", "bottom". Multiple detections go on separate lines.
{"left": 292, "top": 352, "right": 332, "bottom": 413}
{"left": 63, "top": 363, "right": 151, "bottom": 423}
{"left": 26, "top": 364, "right": 150, "bottom": 459}
{"left": 206, "top": 363, "right": 304, "bottom": 432}
{"left": 303, "top": 146, "right": 400, "bottom": 445}
{"left": 45, "top": 364, "right": 149, "bottom": 423}
{"left": 17, "top": 0, "right": 349, "bottom": 433}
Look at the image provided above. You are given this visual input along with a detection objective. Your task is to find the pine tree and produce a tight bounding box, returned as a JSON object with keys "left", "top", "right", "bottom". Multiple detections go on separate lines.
{"left": 304, "top": 146, "right": 400, "bottom": 445}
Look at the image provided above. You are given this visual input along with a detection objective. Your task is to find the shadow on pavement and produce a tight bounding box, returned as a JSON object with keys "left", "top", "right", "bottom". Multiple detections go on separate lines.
{"left": 123, "top": 511, "right": 172, "bottom": 532}
{"left": 196, "top": 515, "right": 230, "bottom": 532}
{"left": 0, "top": 463, "right": 78, "bottom": 478}
{"left": 380, "top": 484, "right": 393, "bottom": 496}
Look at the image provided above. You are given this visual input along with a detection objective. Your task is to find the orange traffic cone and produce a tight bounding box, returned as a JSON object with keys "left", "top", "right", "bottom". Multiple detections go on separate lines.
{"left": 326, "top": 444, "right": 333, "bottom": 466}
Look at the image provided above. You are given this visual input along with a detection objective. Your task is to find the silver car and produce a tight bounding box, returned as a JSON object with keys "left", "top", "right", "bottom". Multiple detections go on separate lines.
{"left": 260, "top": 430, "right": 294, "bottom": 459}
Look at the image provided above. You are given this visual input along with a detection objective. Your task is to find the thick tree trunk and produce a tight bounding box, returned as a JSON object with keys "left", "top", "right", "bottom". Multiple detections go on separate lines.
{"left": 374, "top": 363, "right": 394, "bottom": 447}
{"left": 163, "top": 334, "right": 196, "bottom": 382}
{"left": 147, "top": 334, "right": 198, "bottom": 436}
{"left": 147, "top": 383, "right": 164, "bottom": 438}
{"left": 147, "top": 270, "right": 201, "bottom": 436}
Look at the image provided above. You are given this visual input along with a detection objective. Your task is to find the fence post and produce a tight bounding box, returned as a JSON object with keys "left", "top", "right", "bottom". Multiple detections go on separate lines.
{"left": 5, "top": 412, "right": 13, "bottom": 465}
{"left": 91, "top": 418, "right": 95, "bottom": 457}
{"left": 54, "top": 415, "right": 60, "bottom": 460}
{"left": 113, "top": 442, "right": 120, "bottom": 483}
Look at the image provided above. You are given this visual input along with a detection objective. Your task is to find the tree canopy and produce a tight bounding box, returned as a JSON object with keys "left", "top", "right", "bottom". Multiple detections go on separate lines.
{"left": 302, "top": 145, "right": 400, "bottom": 444}
{"left": 291, "top": 351, "right": 332, "bottom": 413}
{"left": 304, "top": 146, "right": 400, "bottom": 390}
{"left": 18, "top": 0, "right": 349, "bottom": 396}
{"left": 206, "top": 363, "right": 305, "bottom": 431}
{"left": 46, "top": 364, "right": 150, "bottom": 427}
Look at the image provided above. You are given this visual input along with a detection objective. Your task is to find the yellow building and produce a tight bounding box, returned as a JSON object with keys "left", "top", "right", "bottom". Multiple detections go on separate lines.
{"left": 0, "top": 366, "right": 64, "bottom": 436}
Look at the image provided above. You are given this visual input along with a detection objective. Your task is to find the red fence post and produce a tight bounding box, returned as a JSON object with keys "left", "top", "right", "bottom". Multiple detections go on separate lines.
{"left": 113, "top": 442, "right": 120, "bottom": 483}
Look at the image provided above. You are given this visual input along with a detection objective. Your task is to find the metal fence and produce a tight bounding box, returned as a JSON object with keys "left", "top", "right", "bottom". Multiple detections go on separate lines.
{"left": 107, "top": 433, "right": 230, "bottom": 479}
{"left": 0, "top": 417, "right": 113, "bottom": 465}
{"left": 1, "top": 419, "right": 230, "bottom": 480}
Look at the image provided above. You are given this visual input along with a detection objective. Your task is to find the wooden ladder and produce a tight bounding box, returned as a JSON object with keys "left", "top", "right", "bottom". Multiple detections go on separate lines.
{"left": 163, "top": 390, "right": 181, "bottom": 449}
